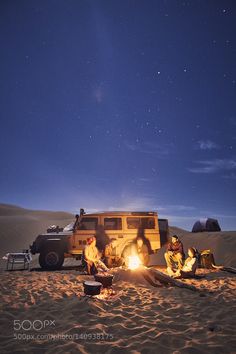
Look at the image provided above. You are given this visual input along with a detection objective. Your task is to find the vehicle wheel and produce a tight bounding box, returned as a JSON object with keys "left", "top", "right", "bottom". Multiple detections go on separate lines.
{"left": 39, "top": 247, "right": 64, "bottom": 270}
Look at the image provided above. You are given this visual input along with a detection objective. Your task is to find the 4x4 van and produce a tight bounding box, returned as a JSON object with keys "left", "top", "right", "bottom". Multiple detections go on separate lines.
{"left": 30, "top": 209, "right": 169, "bottom": 270}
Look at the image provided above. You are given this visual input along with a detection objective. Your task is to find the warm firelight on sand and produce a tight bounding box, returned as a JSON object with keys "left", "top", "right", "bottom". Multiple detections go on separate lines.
{"left": 128, "top": 255, "right": 142, "bottom": 270}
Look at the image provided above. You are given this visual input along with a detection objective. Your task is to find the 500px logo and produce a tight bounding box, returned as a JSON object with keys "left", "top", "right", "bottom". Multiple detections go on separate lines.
{"left": 13, "top": 320, "right": 56, "bottom": 331}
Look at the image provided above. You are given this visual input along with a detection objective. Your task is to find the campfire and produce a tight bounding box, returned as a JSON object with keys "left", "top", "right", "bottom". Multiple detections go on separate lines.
{"left": 95, "top": 287, "right": 116, "bottom": 300}
{"left": 127, "top": 255, "right": 142, "bottom": 270}
{"left": 95, "top": 255, "right": 143, "bottom": 300}
{"left": 83, "top": 254, "right": 147, "bottom": 299}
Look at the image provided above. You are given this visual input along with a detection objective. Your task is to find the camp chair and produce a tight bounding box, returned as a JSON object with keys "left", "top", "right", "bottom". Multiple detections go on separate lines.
{"left": 4, "top": 250, "right": 32, "bottom": 271}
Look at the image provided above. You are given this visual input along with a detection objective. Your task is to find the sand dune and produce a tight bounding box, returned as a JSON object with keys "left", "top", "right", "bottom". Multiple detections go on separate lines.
{"left": 0, "top": 204, "right": 74, "bottom": 256}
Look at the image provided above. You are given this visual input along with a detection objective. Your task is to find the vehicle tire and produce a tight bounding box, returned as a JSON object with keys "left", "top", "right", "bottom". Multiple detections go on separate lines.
{"left": 39, "top": 247, "right": 64, "bottom": 270}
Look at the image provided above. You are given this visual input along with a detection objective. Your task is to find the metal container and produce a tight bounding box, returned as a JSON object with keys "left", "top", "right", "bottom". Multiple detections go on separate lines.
{"left": 94, "top": 274, "right": 113, "bottom": 288}
{"left": 83, "top": 281, "right": 102, "bottom": 295}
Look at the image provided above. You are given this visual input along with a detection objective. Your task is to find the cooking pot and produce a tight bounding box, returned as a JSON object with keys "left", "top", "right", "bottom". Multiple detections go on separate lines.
{"left": 83, "top": 281, "right": 102, "bottom": 296}
{"left": 94, "top": 274, "right": 114, "bottom": 288}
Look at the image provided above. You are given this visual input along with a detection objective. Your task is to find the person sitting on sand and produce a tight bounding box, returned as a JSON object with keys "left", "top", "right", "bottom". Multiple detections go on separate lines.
{"left": 104, "top": 238, "right": 123, "bottom": 268}
{"left": 84, "top": 237, "right": 108, "bottom": 275}
{"left": 122, "top": 237, "right": 150, "bottom": 267}
{"left": 136, "top": 236, "right": 150, "bottom": 266}
{"left": 168, "top": 247, "right": 198, "bottom": 278}
{"left": 164, "top": 235, "right": 184, "bottom": 274}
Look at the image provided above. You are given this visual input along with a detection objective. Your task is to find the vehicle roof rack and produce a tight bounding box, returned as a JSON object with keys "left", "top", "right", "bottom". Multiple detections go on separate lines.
{"left": 84, "top": 211, "right": 157, "bottom": 216}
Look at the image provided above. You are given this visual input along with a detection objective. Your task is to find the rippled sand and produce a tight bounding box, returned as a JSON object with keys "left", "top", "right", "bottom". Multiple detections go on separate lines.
{"left": 0, "top": 266, "right": 235, "bottom": 354}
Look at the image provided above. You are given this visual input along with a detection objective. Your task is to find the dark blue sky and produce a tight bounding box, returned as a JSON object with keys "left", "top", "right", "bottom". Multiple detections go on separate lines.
{"left": 1, "top": 0, "right": 236, "bottom": 230}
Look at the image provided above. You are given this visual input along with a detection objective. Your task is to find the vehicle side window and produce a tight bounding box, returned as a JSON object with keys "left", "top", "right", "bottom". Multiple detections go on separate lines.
{"left": 104, "top": 218, "right": 122, "bottom": 230}
{"left": 141, "top": 217, "right": 155, "bottom": 229}
{"left": 127, "top": 217, "right": 155, "bottom": 229}
{"left": 78, "top": 217, "right": 98, "bottom": 230}
{"left": 127, "top": 217, "right": 140, "bottom": 229}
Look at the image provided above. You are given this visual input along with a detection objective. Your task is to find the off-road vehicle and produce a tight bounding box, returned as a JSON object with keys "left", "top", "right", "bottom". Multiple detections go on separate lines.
{"left": 30, "top": 209, "right": 169, "bottom": 270}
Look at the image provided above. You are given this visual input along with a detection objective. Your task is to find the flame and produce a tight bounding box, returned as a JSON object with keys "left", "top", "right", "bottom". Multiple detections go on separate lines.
{"left": 128, "top": 255, "right": 141, "bottom": 270}
{"left": 95, "top": 287, "right": 116, "bottom": 300}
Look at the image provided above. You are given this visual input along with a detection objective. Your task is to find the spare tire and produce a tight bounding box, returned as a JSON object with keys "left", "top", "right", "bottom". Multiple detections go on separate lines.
{"left": 39, "top": 246, "right": 64, "bottom": 270}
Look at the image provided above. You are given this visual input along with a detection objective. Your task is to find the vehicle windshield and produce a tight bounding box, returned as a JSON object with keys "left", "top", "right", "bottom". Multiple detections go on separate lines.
{"left": 63, "top": 222, "right": 74, "bottom": 231}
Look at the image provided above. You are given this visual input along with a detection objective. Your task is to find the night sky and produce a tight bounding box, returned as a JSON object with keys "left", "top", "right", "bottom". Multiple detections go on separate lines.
{"left": 1, "top": 0, "right": 236, "bottom": 230}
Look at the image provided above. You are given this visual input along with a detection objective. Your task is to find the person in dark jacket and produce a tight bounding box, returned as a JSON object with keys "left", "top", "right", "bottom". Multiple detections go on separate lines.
{"left": 104, "top": 238, "right": 123, "bottom": 268}
{"left": 122, "top": 237, "right": 150, "bottom": 267}
{"left": 136, "top": 236, "right": 150, "bottom": 266}
{"left": 164, "top": 235, "right": 184, "bottom": 272}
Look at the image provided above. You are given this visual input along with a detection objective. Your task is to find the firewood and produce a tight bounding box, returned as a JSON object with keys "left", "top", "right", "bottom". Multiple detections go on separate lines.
{"left": 212, "top": 264, "right": 236, "bottom": 274}
{"left": 140, "top": 269, "right": 163, "bottom": 287}
{"left": 222, "top": 267, "right": 236, "bottom": 274}
{"left": 148, "top": 268, "right": 199, "bottom": 292}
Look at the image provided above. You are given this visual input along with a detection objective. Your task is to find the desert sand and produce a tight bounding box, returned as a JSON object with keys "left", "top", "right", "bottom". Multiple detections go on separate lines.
{"left": 0, "top": 265, "right": 235, "bottom": 354}
{"left": 0, "top": 204, "right": 236, "bottom": 353}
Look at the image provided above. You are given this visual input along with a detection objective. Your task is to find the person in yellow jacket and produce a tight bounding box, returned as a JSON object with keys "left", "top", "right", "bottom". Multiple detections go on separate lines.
{"left": 168, "top": 247, "right": 198, "bottom": 278}
{"left": 84, "top": 237, "right": 108, "bottom": 275}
